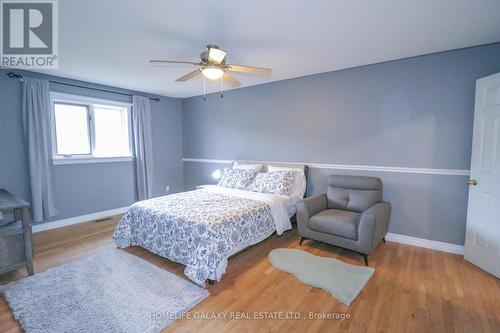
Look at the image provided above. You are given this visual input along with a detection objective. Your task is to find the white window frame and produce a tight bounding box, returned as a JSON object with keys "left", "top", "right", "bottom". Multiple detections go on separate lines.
{"left": 50, "top": 92, "right": 133, "bottom": 165}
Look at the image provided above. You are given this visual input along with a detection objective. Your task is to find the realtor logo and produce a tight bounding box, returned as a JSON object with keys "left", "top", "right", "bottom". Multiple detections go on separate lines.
{"left": 1, "top": 0, "right": 58, "bottom": 68}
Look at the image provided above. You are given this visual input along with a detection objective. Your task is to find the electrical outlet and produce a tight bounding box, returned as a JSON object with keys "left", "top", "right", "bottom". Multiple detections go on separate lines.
{"left": 0, "top": 211, "right": 3, "bottom": 220}
{"left": 165, "top": 185, "right": 170, "bottom": 192}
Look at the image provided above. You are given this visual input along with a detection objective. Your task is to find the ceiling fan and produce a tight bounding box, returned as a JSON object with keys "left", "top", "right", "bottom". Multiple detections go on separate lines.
{"left": 149, "top": 44, "right": 271, "bottom": 88}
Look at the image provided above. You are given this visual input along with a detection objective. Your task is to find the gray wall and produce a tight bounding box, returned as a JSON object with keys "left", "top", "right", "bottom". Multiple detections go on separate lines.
{"left": 182, "top": 43, "right": 500, "bottom": 245}
{"left": 0, "top": 69, "right": 183, "bottom": 222}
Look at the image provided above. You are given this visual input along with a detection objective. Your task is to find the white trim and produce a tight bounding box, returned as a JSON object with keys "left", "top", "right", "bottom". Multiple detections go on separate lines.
{"left": 183, "top": 157, "right": 234, "bottom": 164}
{"left": 32, "top": 206, "right": 129, "bottom": 233}
{"left": 308, "top": 163, "right": 469, "bottom": 176}
{"left": 50, "top": 92, "right": 132, "bottom": 107}
{"left": 385, "top": 232, "right": 464, "bottom": 255}
{"left": 50, "top": 92, "right": 133, "bottom": 163}
{"left": 182, "top": 158, "right": 470, "bottom": 176}
{"left": 52, "top": 156, "right": 133, "bottom": 165}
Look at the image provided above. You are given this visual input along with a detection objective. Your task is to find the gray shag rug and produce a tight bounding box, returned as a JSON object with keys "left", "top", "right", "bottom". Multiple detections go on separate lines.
{"left": 0, "top": 249, "right": 209, "bottom": 333}
{"left": 269, "top": 248, "right": 374, "bottom": 305}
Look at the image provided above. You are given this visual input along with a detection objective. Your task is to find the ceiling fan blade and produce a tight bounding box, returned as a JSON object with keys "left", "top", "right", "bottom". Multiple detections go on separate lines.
{"left": 150, "top": 60, "right": 201, "bottom": 66}
{"left": 223, "top": 71, "right": 241, "bottom": 88}
{"left": 227, "top": 64, "right": 271, "bottom": 76}
{"left": 175, "top": 69, "right": 201, "bottom": 82}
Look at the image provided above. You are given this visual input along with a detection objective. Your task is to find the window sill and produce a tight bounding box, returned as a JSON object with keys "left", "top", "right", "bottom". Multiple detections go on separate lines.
{"left": 52, "top": 156, "right": 134, "bottom": 165}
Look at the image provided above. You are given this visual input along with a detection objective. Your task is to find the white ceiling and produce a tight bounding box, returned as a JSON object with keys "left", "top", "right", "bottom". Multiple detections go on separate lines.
{"left": 37, "top": 0, "right": 500, "bottom": 98}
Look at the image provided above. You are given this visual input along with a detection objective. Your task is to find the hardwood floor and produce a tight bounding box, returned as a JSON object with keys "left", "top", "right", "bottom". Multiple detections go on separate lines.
{"left": 1, "top": 217, "right": 499, "bottom": 333}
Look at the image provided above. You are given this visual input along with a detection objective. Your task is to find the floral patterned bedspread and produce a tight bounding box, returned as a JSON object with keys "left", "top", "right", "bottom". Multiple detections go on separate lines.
{"left": 112, "top": 190, "right": 275, "bottom": 286}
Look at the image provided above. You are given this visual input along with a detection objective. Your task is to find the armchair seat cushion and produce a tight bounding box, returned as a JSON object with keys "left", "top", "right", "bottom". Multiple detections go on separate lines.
{"left": 308, "top": 209, "right": 360, "bottom": 240}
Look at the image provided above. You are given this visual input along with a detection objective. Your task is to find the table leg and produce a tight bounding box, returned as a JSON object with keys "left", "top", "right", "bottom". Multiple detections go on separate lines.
{"left": 21, "top": 208, "right": 34, "bottom": 275}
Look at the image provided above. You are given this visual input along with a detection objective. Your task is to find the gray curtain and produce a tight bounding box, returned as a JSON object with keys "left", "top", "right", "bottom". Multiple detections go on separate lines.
{"left": 132, "top": 95, "right": 154, "bottom": 200}
{"left": 22, "top": 78, "right": 58, "bottom": 222}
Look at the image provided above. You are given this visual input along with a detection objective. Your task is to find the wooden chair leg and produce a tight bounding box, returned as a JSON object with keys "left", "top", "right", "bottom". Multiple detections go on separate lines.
{"left": 207, "top": 279, "right": 215, "bottom": 285}
{"left": 383, "top": 237, "right": 386, "bottom": 243}
{"left": 363, "top": 254, "right": 369, "bottom": 266}
{"left": 299, "top": 236, "right": 304, "bottom": 245}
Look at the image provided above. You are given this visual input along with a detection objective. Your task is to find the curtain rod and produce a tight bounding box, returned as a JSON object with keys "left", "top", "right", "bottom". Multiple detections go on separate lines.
{"left": 6, "top": 71, "right": 160, "bottom": 102}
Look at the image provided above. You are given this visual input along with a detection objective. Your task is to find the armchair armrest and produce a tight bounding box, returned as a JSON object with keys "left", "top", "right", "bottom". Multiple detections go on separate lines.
{"left": 357, "top": 201, "right": 391, "bottom": 253}
{"left": 297, "top": 194, "right": 327, "bottom": 219}
{"left": 297, "top": 194, "right": 327, "bottom": 233}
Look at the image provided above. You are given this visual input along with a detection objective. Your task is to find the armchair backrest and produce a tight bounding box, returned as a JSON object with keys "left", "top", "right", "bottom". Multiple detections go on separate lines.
{"left": 327, "top": 175, "right": 383, "bottom": 213}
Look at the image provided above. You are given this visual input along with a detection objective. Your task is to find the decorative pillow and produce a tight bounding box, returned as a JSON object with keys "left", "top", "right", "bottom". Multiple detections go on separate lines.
{"left": 247, "top": 171, "right": 295, "bottom": 196}
{"left": 267, "top": 165, "right": 307, "bottom": 198}
{"left": 218, "top": 168, "right": 256, "bottom": 190}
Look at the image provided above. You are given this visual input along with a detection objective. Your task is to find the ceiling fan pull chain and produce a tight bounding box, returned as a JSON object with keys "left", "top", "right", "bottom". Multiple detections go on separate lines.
{"left": 203, "top": 77, "right": 206, "bottom": 102}
{"left": 220, "top": 76, "right": 223, "bottom": 99}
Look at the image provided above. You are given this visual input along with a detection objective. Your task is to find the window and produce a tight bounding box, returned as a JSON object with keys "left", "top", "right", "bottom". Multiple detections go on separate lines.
{"left": 51, "top": 92, "right": 132, "bottom": 164}
{"left": 93, "top": 106, "right": 131, "bottom": 157}
{"left": 54, "top": 103, "right": 91, "bottom": 155}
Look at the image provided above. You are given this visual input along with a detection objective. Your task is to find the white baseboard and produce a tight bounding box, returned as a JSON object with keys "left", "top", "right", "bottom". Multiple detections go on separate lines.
{"left": 32, "top": 207, "right": 129, "bottom": 233}
{"left": 385, "top": 232, "right": 464, "bottom": 255}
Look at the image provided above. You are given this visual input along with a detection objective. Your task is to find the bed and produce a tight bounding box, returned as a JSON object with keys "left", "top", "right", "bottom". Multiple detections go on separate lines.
{"left": 113, "top": 162, "right": 307, "bottom": 287}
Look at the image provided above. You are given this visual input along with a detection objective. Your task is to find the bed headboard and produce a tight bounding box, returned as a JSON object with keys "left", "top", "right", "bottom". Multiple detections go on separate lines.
{"left": 233, "top": 160, "right": 309, "bottom": 180}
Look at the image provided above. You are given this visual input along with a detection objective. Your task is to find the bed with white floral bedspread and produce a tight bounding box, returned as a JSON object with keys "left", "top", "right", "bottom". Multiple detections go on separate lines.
{"left": 113, "top": 186, "right": 293, "bottom": 286}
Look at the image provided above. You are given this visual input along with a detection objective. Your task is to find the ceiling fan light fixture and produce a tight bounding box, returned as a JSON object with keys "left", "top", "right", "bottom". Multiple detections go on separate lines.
{"left": 201, "top": 67, "right": 224, "bottom": 80}
{"left": 208, "top": 47, "right": 227, "bottom": 64}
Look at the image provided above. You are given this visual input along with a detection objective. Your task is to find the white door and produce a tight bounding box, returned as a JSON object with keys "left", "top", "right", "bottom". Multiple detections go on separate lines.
{"left": 465, "top": 72, "right": 500, "bottom": 278}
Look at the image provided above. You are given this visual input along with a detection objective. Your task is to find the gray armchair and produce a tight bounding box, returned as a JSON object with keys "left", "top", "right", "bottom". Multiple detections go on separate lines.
{"left": 297, "top": 175, "right": 391, "bottom": 265}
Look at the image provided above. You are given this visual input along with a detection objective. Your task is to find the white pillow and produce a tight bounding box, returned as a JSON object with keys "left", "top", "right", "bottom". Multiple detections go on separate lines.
{"left": 233, "top": 162, "right": 263, "bottom": 172}
{"left": 267, "top": 165, "right": 306, "bottom": 198}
